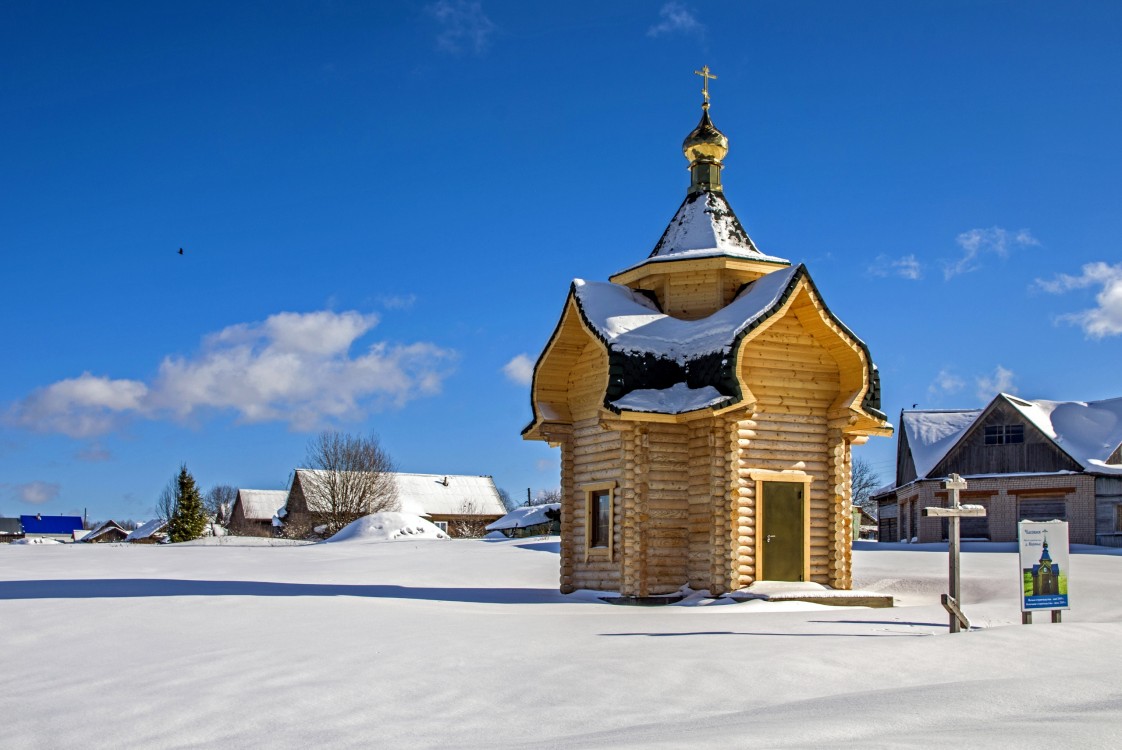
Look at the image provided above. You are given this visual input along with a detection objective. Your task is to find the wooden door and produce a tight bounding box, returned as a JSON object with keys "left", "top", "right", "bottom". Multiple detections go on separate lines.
{"left": 761, "top": 482, "right": 805, "bottom": 581}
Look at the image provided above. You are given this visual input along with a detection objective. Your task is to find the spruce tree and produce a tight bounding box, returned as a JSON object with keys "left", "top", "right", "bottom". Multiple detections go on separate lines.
{"left": 167, "top": 465, "right": 208, "bottom": 543}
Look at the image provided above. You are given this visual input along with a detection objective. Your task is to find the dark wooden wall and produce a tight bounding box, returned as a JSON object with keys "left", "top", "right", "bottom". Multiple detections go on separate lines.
{"left": 927, "top": 400, "right": 1080, "bottom": 478}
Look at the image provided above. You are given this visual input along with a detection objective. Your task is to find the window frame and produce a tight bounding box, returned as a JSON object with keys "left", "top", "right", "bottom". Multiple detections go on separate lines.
{"left": 581, "top": 481, "right": 616, "bottom": 562}
{"left": 984, "top": 424, "right": 1025, "bottom": 446}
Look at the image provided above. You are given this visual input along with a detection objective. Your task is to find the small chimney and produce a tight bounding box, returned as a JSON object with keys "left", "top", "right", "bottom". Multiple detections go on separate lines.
{"left": 442, "top": 476, "right": 450, "bottom": 487}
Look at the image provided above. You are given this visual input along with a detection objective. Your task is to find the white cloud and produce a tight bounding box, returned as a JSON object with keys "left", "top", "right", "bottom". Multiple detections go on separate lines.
{"left": 7, "top": 373, "right": 148, "bottom": 438}
{"left": 870, "top": 254, "right": 922, "bottom": 280}
{"left": 502, "top": 354, "right": 535, "bottom": 386}
{"left": 6, "top": 310, "right": 457, "bottom": 437}
{"left": 944, "top": 227, "right": 1039, "bottom": 279}
{"left": 15, "top": 481, "right": 60, "bottom": 505}
{"left": 647, "top": 2, "right": 704, "bottom": 37}
{"left": 928, "top": 368, "right": 965, "bottom": 397}
{"left": 427, "top": 1, "right": 497, "bottom": 55}
{"left": 975, "top": 365, "right": 1018, "bottom": 401}
{"left": 1036, "top": 261, "right": 1122, "bottom": 338}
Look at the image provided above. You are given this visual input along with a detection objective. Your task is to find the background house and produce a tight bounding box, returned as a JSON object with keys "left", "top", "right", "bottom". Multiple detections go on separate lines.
{"left": 81, "top": 520, "right": 129, "bottom": 543}
{"left": 228, "top": 489, "right": 288, "bottom": 537}
{"left": 19, "top": 514, "right": 83, "bottom": 542}
{"left": 282, "top": 471, "right": 505, "bottom": 538}
{"left": 0, "top": 517, "right": 24, "bottom": 543}
{"left": 486, "top": 503, "right": 561, "bottom": 538}
{"left": 873, "top": 394, "right": 1122, "bottom": 546}
{"left": 125, "top": 519, "right": 168, "bottom": 544}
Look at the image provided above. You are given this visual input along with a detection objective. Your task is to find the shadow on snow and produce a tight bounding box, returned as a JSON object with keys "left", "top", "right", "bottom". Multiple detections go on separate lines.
{"left": 0, "top": 579, "right": 568, "bottom": 605}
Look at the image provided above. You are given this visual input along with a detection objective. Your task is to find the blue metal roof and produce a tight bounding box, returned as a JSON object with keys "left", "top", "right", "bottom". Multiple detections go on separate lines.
{"left": 19, "top": 515, "right": 83, "bottom": 534}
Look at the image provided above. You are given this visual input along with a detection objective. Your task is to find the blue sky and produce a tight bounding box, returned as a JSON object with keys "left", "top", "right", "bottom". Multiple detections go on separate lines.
{"left": 3, "top": 1, "right": 1121, "bottom": 521}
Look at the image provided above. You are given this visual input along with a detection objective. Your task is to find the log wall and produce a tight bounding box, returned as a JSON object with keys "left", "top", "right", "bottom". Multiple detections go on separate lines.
{"left": 636, "top": 422, "right": 690, "bottom": 595}
{"left": 740, "top": 309, "right": 848, "bottom": 586}
{"left": 564, "top": 341, "right": 624, "bottom": 592}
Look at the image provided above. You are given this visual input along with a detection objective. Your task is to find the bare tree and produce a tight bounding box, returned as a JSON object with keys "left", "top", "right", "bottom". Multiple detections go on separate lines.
{"left": 450, "top": 499, "right": 489, "bottom": 538}
{"left": 205, "top": 484, "right": 238, "bottom": 526}
{"left": 301, "top": 431, "right": 399, "bottom": 536}
{"left": 529, "top": 488, "right": 561, "bottom": 506}
{"left": 852, "top": 456, "right": 881, "bottom": 514}
{"left": 497, "top": 487, "right": 516, "bottom": 512}
{"left": 156, "top": 474, "right": 179, "bottom": 522}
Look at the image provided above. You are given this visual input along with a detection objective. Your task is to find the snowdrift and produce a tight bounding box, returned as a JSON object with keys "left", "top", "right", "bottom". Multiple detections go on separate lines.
{"left": 325, "top": 512, "right": 449, "bottom": 543}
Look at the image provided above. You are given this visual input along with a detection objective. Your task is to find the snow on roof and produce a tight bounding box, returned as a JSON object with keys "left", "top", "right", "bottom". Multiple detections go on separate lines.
{"left": 125, "top": 518, "right": 168, "bottom": 541}
{"left": 295, "top": 471, "right": 506, "bottom": 518}
{"left": 82, "top": 520, "right": 127, "bottom": 542}
{"left": 610, "top": 383, "right": 730, "bottom": 415}
{"left": 486, "top": 503, "right": 560, "bottom": 532}
{"left": 903, "top": 395, "right": 1122, "bottom": 479}
{"left": 325, "top": 512, "right": 449, "bottom": 543}
{"left": 236, "top": 489, "right": 289, "bottom": 521}
{"left": 574, "top": 264, "right": 801, "bottom": 363}
{"left": 634, "top": 191, "right": 789, "bottom": 268}
{"left": 1004, "top": 395, "right": 1122, "bottom": 474}
{"left": 901, "top": 409, "right": 982, "bottom": 479}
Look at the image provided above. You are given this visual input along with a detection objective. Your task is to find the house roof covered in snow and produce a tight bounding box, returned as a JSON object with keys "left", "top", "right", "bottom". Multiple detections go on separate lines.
{"left": 901, "top": 409, "right": 984, "bottom": 480}
{"left": 486, "top": 503, "right": 560, "bottom": 532}
{"left": 82, "top": 520, "right": 128, "bottom": 542}
{"left": 1003, "top": 395, "right": 1122, "bottom": 473}
{"left": 898, "top": 394, "right": 1122, "bottom": 483}
{"left": 294, "top": 471, "right": 506, "bottom": 518}
{"left": 235, "top": 489, "right": 289, "bottom": 521}
{"left": 125, "top": 518, "right": 168, "bottom": 542}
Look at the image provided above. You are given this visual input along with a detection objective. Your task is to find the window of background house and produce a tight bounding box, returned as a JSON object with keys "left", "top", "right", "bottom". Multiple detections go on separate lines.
{"left": 1115, "top": 505, "right": 1122, "bottom": 533}
{"left": 434, "top": 521, "right": 448, "bottom": 533}
{"left": 589, "top": 489, "right": 610, "bottom": 548}
{"left": 984, "top": 424, "right": 1024, "bottom": 445}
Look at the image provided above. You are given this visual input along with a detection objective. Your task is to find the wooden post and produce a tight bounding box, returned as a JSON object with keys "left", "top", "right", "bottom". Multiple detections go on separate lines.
{"left": 925, "top": 473, "right": 985, "bottom": 633}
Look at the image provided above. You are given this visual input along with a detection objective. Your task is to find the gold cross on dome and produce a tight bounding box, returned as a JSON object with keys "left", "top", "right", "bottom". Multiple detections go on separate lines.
{"left": 694, "top": 65, "right": 717, "bottom": 103}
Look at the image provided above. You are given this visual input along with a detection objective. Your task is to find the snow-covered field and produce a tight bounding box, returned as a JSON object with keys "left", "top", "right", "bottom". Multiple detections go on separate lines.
{"left": 3, "top": 536, "right": 1122, "bottom": 748}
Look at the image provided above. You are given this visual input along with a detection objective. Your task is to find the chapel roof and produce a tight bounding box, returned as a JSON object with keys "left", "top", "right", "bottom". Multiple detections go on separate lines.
{"left": 552, "top": 263, "right": 883, "bottom": 419}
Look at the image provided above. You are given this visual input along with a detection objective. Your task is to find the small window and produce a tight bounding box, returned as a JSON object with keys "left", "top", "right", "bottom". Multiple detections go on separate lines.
{"left": 1115, "top": 505, "right": 1122, "bottom": 533}
{"left": 589, "top": 490, "right": 611, "bottom": 548}
{"left": 434, "top": 521, "right": 448, "bottom": 533}
{"left": 984, "top": 424, "right": 1024, "bottom": 445}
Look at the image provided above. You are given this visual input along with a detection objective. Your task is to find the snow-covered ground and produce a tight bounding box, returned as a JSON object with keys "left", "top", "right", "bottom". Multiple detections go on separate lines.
{"left": 2, "top": 537, "right": 1121, "bottom": 748}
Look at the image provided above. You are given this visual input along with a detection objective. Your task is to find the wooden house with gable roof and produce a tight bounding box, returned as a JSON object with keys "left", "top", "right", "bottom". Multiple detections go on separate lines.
{"left": 874, "top": 393, "right": 1122, "bottom": 546}
{"left": 523, "top": 69, "right": 892, "bottom": 597}
{"left": 229, "top": 489, "right": 289, "bottom": 537}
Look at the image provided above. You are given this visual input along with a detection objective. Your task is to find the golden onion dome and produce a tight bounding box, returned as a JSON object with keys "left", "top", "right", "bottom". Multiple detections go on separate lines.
{"left": 682, "top": 106, "right": 728, "bottom": 164}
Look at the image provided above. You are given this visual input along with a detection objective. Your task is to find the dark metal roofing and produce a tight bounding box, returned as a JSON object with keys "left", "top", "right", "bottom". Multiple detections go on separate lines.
{"left": 0, "top": 518, "right": 23, "bottom": 535}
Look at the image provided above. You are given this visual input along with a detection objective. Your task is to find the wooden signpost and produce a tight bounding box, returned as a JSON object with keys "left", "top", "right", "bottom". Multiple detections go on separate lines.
{"left": 924, "top": 473, "right": 986, "bottom": 633}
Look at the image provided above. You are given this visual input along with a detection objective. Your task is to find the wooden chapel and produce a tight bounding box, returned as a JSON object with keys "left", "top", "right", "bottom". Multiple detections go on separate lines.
{"left": 523, "top": 69, "right": 893, "bottom": 597}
